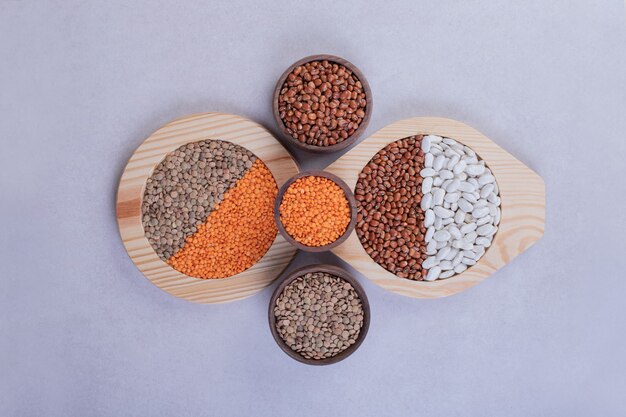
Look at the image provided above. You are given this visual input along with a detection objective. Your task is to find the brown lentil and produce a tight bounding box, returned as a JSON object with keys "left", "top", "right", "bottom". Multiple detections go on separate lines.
{"left": 354, "top": 135, "right": 428, "bottom": 280}
{"left": 274, "top": 272, "right": 364, "bottom": 360}
{"left": 142, "top": 140, "right": 257, "bottom": 261}
{"left": 167, "top": 160, "right": 277, "bottom": 279}
{"left": 278, "top": 60, "right": 367, "bottom": 147}
{"left": 279, "top": 176, "right": 351, "bottom": 247}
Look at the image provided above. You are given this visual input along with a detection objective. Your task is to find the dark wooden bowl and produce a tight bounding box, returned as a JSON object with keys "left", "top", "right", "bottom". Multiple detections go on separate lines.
{"left": 272, "top": 54, "right": 373, "bottom": 153}
{"left": 274, "top": 170, "right": 357, "bottom": 253}
{"left": 268, "top": 264, "right": 371, "bottom": 365}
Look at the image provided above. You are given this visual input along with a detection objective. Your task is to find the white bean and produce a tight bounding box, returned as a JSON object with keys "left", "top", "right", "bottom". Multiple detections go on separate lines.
{"left": 436, "top": 246, "right": 451, "bottom": 261}
{"left": 460, "top": 222, "right": 477, "bottom": 234}
{"left": 433, "top": 230, "right": 451, "bottom": 242}
{"left": 433, "top": 155, "right": 446, "bottom": 171}
{"left": 472, "top": 206, "right": 490, "bottom": 218}
{"left": 433, "top": 188, "right": 445, "bottom": 205}
{"left": 424, "top": 267, "right": 441, "bottom": 281}
{"left": 422, "top": 177, "right": 433, "bottom": 194}
{"left": 439, "top": 270, "right": 455, "bottom": 279}
{"left": 425, "top": 226, "right": 435, "bottom": 243}
{"left": 434, "top": 206, "right": 454, "bottom": 218}
{"left": 424, "top": 209, "right": 435, "bottom": 227}
{"left": 424, "top": 153, "right": 434, "bottom": 168}
{"left": 446, "top": 179, "right": 461, "bottom": 193}
{"left": 458, "top": 198, "right": 473, "bottom": 212}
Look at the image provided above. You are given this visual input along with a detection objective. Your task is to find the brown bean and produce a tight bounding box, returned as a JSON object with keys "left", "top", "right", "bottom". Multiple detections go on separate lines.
{"left": 354, "top": 136, "right": 427, "bottom": 280}
{"left": 277, "top": 60, "right": 367, "bottom": 147}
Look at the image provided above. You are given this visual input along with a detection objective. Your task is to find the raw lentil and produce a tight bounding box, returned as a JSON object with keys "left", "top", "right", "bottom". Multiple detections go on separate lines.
{"left": 354, "top": 136, "right": 428, "bottom": 280}
{"left": 279, "top": 176, "right": 351, "bottom": 247}
{"left": 278, "top": 60, "right": 367, "bottom": 147}
{"left": 274, "top": 272, "right": 364, "bottom": 360}
{"left": 142, "top": 140, "right": 256, "bottom": 261}
{"left": 167, "top": 160, "right": 277, "bottom": 279}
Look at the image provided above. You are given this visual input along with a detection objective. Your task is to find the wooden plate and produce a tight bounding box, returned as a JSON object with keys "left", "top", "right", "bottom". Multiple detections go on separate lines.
{"left": 326, "top": 117, "right": 545, "bottom": 298}
{"left": 116, "top": 112, "right": 299, "bottom": 303}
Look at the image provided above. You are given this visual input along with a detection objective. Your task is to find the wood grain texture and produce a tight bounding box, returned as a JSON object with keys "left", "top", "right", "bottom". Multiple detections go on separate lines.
{"left": 116, "top": 112, "right": 299, "bottom": 304}
{"left": 326, "top": 117, "right": 545, "bottom": 298}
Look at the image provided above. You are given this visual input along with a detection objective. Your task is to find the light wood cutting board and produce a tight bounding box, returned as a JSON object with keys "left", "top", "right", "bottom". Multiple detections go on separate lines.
{"left": 326, "top": 116, "right": 545, "bottom": 298}
{"left": 116, "top": 112, "right": 299, "bottom": 304}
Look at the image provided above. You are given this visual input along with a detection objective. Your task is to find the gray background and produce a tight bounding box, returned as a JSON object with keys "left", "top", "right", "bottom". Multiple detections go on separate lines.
{"left": 1, "top": 1, "right": 625, "bottom": 416}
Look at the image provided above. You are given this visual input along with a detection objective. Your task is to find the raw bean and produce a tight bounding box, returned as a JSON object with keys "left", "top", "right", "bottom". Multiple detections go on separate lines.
{"left": 454, "top": 210, "right": 466, "bottom": 224}
{"left": 433, "top": 155, "right": 445, "bottom": 171}
{"left": 477, "top": 224, "right": 496, "bottom": 236}
{"left": 446, "top": 179, "right": 461, "bottom": 192}
{"left": 472, "top": 206, "right": 490, "bottom": 218}
{"left": 422, "top": 177, "right": 433, "bottom": 193}
{"left": 274, "top": 272, "right": 364, "bottom": 360}
{"left": 449, "top": 226, "right": 462, "bottom": 240}
{"left": 425, "top": 153, "right": 434, "bottom": 168}
{"left": 434, "top": 206, "right": 454, "bottom": 218}
{"left": 423, "top": 256, "right": 438, "bottom": 269}
{"left": 425, "top": 227, "right": 435, "bottom": 243}
{"left": 439, "top": 270, "right": 455, "bottom": 279}
{"left": 433, "top": 230, "right": 451, "bottom": 241}
{"left": 466, "top": 164, "right": 486, "bottom": 176}
{"left": 421, "top": 193, "right": 432, "bottom": 210}
{"left": 457, "top": 198, "right": 474, "bottom": 213}
{"left": 419, "top": 135, "right": 501, "bottom": 281}
{"left": 354, "top": 136, "right": 427, "bottom": 280}
{"left": 433, "top": 188, "right": 445, "bottom": 205}
{"left": 436, "top": 246, "right": 451, "bottom": 261}
{"left": 278, "top": 60, "right": 367, "bottom": 147}
{"left": 425, "top": 266, "right": 441, "bottom": 281}
{"left": 460, "top": 222, "right": 477, "bottom": 234}
{"left": 424, "top": 209, "right": 435, "bottom": 228}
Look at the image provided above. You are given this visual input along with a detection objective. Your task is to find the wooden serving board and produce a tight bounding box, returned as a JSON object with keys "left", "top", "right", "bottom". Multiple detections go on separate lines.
{"left": 116, "top": 113, "right": 299, "bottom": 304}
{"left": 326, "top": 117, "right": 545, "bottom": 298}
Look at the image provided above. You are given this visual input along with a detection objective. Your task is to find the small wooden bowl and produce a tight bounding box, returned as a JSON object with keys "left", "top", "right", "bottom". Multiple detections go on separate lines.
{"left": 274, "top": 170, "right": 357, "bottom": 253}
{"left": 272, "top": 54, "right": 373, "bottom": 153}
{"left": 268, "top": 264, "right": 370, "bottom": 365}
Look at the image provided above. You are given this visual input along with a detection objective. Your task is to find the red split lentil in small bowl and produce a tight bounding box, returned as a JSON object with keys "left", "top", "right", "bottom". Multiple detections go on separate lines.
{"left": 274, "top": 171, "right": 357, "bottom": 252}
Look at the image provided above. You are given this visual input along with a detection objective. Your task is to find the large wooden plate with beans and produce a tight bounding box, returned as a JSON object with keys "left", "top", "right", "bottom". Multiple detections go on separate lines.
{"left": 326, "top": 116, "right": 545, "bottom": 298}
{"left": 116, "top": 113, "right": 299, "bottom": 303}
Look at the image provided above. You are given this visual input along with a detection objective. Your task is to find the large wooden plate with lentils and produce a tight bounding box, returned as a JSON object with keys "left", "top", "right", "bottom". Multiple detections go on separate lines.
{"left": 116, "top": 113, "right": 299, "bottom": 303}
{"left": 326, "top": 116, "right": 545, "bottom": 298}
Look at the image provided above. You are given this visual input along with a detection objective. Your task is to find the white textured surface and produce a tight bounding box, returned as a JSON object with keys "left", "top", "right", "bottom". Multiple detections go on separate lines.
{"left": 1, "top": 1, "right": 625, "bottom": 416}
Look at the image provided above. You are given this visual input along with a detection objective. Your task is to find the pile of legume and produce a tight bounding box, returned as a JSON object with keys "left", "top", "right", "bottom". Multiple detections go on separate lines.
{"left": 419, "top": 135, "right": 501, "bottom": 280}
{"left": 278, "top": 176, "right": 351, "bottom": 247}
{"left": 142, "top": 140, "right": 255, "bottom": 261}
{"left": 142, "top": 139, "right": 277, "bottom": 279}
{"left": 277, "top": 60, "right": 367, "bottom": 147}
{"left": 168, "top": 160, "right": 277, "bottom": 278}
{"left": 274, "top": 272, "right": 365, "bottom": 360}
{"left": 355, "top": 136, "right": 428, "bottom": 280}
{"left": 355, "top": 134, "right": 502, "bottom": 281}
